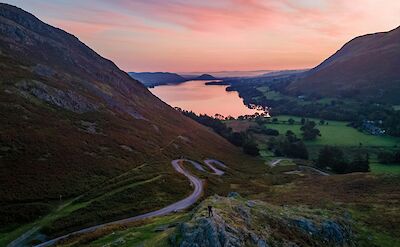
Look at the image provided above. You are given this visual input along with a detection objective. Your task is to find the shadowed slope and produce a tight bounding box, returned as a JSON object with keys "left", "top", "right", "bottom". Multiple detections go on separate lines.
{"left": 287, "top": 26, "right": 400, "bottom": 103}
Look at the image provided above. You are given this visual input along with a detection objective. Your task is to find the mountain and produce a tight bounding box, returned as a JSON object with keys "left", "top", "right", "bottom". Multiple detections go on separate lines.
{"left": 128, "top": 72, "right": 187, "bottom": 87}
{"left": 194, "top": 74, "right": 217, "bottom": 80}
{"left": 0, "top": 3, "right": 255, "bottom": 239}
{"left": 287, "top": 26, "right": 400, "bottom": 103}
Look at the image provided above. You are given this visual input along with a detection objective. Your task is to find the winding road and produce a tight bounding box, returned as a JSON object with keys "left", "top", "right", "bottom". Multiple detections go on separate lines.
{"left": 31, "top": 158, "right": 226, "bottom": 247}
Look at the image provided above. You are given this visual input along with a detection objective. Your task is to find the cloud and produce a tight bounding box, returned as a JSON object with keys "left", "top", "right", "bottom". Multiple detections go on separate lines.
{"left": 5, "top": 0, "right": 400, "bottom": 71}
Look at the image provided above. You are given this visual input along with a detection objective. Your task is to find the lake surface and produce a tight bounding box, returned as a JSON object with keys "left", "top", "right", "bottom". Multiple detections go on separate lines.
{"left": 150, "top": 80, "right": 264, "bottom": 118}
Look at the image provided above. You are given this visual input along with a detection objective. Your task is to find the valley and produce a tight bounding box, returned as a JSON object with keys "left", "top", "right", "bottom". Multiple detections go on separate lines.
{"left": 0, "top": 2, "right": 399, "bottom": 247}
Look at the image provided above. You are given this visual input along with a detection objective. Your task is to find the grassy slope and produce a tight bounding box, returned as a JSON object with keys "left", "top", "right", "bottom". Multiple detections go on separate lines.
{"left": 256, "top": 173, "right": 400, "bottom": 247}
{"left": 56, "top": 175, "right": 400, "bottom": 247}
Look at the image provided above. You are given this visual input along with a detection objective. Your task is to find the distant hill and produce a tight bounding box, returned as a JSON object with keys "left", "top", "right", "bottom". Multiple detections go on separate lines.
{"left": 194, "top": 74, "right": 217, "bottom": 80}
{"left": 287, "top": 26, "right": 400, "bottom": 103}
{"left": 128, "top": 72, "right": 187, "bottom": 87}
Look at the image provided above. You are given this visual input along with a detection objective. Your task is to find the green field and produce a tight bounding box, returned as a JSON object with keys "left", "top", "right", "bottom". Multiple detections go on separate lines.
{"left": 266, "top": 115, "right": 399, "bottom": 147}
{"left": 370, "top": 163, "right": 400, "bottom": 174}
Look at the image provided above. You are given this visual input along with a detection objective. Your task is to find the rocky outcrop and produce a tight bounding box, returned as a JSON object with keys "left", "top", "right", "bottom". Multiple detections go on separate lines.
{"left": 178, "top": 195, "right": 354, "bottom": 247}
{"left": 16, "top": 80, "right": 98, "bottom": 113}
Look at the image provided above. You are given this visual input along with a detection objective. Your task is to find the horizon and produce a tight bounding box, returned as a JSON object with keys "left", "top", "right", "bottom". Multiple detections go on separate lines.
{"left": 2, "top": 1, "right": 400, "bottom": 73}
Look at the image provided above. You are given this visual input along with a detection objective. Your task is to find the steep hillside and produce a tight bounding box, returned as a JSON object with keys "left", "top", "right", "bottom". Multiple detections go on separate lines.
{"left": 0, "top": 3, "right": 259, "bottom": 241}
{"left": 128, "top": 72, "right": 187, "bottom": 87}
{"left": 287, "top": 26, "right": 400, "bottom": 103}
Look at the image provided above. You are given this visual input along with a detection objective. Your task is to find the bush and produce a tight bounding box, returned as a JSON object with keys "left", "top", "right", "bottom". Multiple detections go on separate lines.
{"left": 301, "top": 121, "right": 321, "bottom": 140}
{"left": 377, "top": 150, "right": 400, "bottom": 164}
{"left": 317, "top": 146, "right": 347, "bottom": 173}
{"left": 318, "top": 146, "right": 370, "bottom": 173}
{"left": 264, "top": 128, "right": 279, "bottom": 136}
{"left": 243, "top": 141, "right": 259, "bottom": 156}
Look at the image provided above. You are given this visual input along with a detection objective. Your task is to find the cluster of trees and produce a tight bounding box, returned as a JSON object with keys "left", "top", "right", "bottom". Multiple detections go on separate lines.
{"left": 317, "top": 146, "right": 370, "bottom": 173}
{"left": 178, "top": 109, "right": 259, "bottom": 156}
{"left": 263, "top": 131, "right": 309, "bottom": 159}
{"left": 300, "top": 121, "right": 321, "bottom": 140}
{"left": 248, "top": 125, "right": 279, "bottom": 136}
{"left": 377, "top": 150, "right": 400, "bottom": 164}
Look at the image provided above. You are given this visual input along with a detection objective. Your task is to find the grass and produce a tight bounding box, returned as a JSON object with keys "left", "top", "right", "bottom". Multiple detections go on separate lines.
{"left": 370, "top": 163, "right": 400, "bottom": 174}
{"left": 56, "top": 214, "right": 187, "bottom": 247}
{"left": 0, "top": 223, "right": 36, "bottom": 247}
{"left": 0, "top": 197, "right": 86, "bottom": 247}
{"left": 266, "top": 115, "right": 399, "bottom": 147}
{"left": 255, "top": 172, "right": 400, "bottom": 246}
{"left": 268, "top": 160, "right": 298, "bottom": 174}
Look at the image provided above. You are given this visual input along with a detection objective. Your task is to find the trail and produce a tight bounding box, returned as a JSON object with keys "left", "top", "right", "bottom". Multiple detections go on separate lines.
{"left": 32, "top": 158, "right": 225, "bottom": 247}
{"left": 269, "top": 158, "right": 330, "bottom": 176}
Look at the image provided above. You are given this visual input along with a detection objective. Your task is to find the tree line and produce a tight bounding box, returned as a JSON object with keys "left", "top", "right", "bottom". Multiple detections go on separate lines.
{"left": 177, "top": 109, "right": 259, "bottom": 156}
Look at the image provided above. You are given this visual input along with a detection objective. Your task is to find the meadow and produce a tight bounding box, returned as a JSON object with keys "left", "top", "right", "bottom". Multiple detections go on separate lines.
{"left": 266, "top": 115, "right": 399, "bottom": 147}
{"left": 226, "top": 115, "right": 400, "bottom": 174}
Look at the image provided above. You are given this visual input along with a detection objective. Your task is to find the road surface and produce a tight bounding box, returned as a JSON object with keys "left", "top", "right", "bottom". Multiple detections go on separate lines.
{"left": 204, "top": 159, "right": 227, "bottom": 175}
{"left": 33, "top": 158, "right": 223, "bottom": 247}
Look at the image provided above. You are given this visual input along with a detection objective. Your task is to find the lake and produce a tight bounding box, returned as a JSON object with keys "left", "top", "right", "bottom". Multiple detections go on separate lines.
{"left": 150, "top": 80, "right": 265, "bottom": 118}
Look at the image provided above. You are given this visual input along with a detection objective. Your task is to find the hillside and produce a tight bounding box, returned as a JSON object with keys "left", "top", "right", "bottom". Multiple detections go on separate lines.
{"left": 128, "top": 72, "right": 187, "bottom": 87}
{"left": 287, "top": 26, "right": 400, "bottom": 103}
{"left": 0, "top": 3, "right": 259, "bottom": 243}
{"left": 194, "top": 74, "right": 217, "bottom": 80}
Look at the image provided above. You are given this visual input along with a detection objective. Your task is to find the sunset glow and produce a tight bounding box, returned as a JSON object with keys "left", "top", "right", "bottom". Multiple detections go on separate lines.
{"left": 5, "top": 0, "right": 400, "bottom": 72}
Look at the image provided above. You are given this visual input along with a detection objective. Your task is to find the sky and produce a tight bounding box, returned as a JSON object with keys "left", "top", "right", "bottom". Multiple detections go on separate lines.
{"left": 3, "top": 0, "right": 400, "bottom": 72}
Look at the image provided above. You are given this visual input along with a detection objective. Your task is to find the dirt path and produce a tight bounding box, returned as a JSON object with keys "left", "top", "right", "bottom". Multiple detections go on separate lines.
{"left": 269, "top": 159, "right": 330, "bottom": 176}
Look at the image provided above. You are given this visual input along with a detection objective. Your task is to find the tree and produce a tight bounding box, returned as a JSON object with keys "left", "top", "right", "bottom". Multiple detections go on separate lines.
{"left": 377, "top": 150, "right": 400, "bottom": 164}
{"left": 301, "top": 121, "right": 321, "bottom": 140}
{"left": 301, "top": 118, "right": 306, "bottom": 125}
{"left": 255, "top": 117, "right": 265, "bottom": 126}
{"left": 281, "top": 140, "right": 308, "bottom": 159}
{"left": 319, "top": 119, "right": 325, "bottom": 125}
{"left": 348, "top": 153, "right": 370, "bottom": 172}
{"left": 229, "top": 132, "right": 245, "bottom": 146}
{"left": 317, "top": 146, "right": 347, "bottom": 173}
{"left": 288, "top": 118, "right": 295, "bottom": 125}
{"left": 243, "top": 141, "right": 259, "bottom": 156}
{"left": 263, "top": 128, "right": 279, "bottom": 136}
{"left": 286, "top": 130, "right": 299, "bottom": 143}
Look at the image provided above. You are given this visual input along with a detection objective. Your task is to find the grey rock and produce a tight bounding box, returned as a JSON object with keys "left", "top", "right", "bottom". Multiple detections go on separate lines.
{"left": 17, "top": 80, "right": 98, "bottom": 113}
{"left": 257, "top": 239, "right": 269, "bottom": 247}
{"left": 292, "top": 218, "right": 317, "bottom": 235}
{"left": 179, "top": 217, "right": 242, "bottom": 247}
{"left": 246, "top": 200, "right": 256, "bottom": 208}
{"left": 227, "top": 192, "right": 240, "bottom": 198}
{"left": 235, "top": 205, "right": 251, "bottom": 225}
{"left": 320, "top": 220, "right": 347, "bottom": 245}
{"left": 80, "top": 121, "right": 97, "bottom": 134}
{"left": 33, "top": 64, "right": 55, "bottom": 77}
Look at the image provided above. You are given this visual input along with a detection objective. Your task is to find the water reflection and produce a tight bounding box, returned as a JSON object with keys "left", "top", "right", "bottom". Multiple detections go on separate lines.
{"left": 150, "top": 80, "right": 265, "bottom": 118}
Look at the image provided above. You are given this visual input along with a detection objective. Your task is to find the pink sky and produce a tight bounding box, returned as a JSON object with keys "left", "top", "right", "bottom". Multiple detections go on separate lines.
{"left": 5, "top": 0, "right": 400, "bottom": 72}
